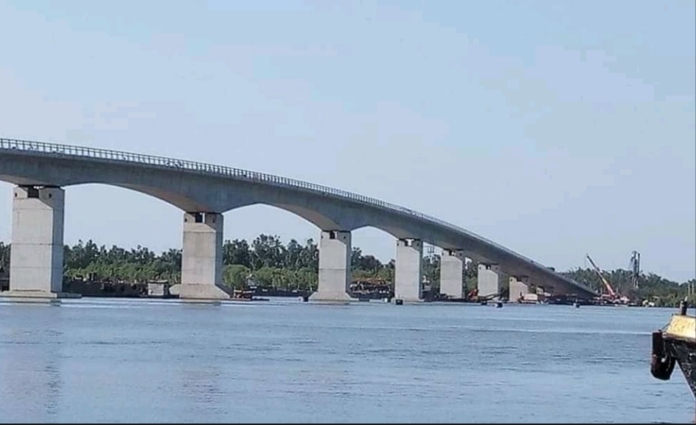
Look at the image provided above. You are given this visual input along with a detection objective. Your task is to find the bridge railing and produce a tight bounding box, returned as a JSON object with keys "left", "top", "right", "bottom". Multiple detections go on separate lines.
{"left": 0, "top": 137, "right": 574, "bottom": 280}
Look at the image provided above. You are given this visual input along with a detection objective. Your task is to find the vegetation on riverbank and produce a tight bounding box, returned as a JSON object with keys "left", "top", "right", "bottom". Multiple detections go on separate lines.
{"left": 0, "top": 238, "right": 692, "bottom": 306}
{"left": 561, "top": 268, "right": 693, "bottom": 307}
{"left": 0, "top": 237, "right": 438, "bottom": 293}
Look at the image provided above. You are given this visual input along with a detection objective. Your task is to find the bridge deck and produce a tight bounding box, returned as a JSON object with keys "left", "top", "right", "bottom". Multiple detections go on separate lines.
{"left": 0, "top": 137, "right": 597, "bottom": 297}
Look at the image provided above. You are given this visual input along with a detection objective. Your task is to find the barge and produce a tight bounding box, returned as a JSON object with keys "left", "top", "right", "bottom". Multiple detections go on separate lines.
{"left": 651, "top": 299, "right": 695, "bottom": 400}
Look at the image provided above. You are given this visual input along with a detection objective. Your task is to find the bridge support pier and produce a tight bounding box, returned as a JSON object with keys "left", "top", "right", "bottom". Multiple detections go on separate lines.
{"left": 310, "top": 230, "right": 355, "bottom": 302}
{"left": 477, "top": 264, "right": 506, "bottom": 301}
{"left": 440, "top": 249, "right": 465, "bottom": 299}
{"left": 179, "top": 212, "right": 232, "bottom": 300}
{"left": 509, "top": 276, "right": 531, "bottom": 303}
{"left": 4, "top": 186, "right": 78, "bottom": 299}
{"left": 395, "top": 239, "right": 423, "bottom": 302}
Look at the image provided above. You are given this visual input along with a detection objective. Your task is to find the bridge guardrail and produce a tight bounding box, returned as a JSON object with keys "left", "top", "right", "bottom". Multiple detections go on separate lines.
{"left": 0, "top": 137, "right": 592, "bottom": 292}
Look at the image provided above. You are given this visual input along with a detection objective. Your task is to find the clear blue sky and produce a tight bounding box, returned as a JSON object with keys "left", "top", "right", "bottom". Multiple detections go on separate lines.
{"left": 0, "top": 0, "right": 693, "bottom": 282}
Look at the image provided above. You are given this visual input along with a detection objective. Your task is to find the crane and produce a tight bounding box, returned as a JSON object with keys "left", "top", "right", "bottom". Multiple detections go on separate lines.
{"left": 586, "top": 254, "right": 617, "bottom": 299}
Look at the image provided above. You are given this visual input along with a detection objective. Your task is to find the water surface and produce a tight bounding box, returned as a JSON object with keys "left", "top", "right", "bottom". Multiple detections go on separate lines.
{"left": 0, "top": 298, "right": 693, "bottom": 423}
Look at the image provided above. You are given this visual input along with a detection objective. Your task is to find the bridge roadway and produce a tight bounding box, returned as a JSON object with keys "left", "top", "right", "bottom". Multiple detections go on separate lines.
{"left": 0, "top": 138, "right": 597, "bottom": 301}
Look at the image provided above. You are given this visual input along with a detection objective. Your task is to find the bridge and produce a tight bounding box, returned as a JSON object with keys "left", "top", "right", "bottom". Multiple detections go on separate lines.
{"left": 0, "top": 138, "right": 597, "bottom": 301}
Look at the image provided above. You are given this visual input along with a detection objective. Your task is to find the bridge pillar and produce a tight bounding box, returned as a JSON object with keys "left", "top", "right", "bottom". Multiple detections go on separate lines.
{"left": 4, "top": 186, "right": 77, "bottom": 298}
{"left": 477, "top": 264, "right": 506, "bottom": 300}
{"left": 310, "top": 230, "right": 355, "bottom": 302}
{"left": 179, "top": 212, "right": 232, "bottom": 300}
{"left": 509, "top": 276, "right": 531, "bottom": 303}
{"left": 395, "top": 239, "right": 423, "bottom": 302}
{"left": 440, "top": 249, "right": 465, "bottom": 299}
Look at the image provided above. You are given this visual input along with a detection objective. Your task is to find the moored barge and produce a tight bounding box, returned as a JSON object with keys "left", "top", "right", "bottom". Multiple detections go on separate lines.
{"left": 651, "top": 299, "right": 695, "bottom": 399}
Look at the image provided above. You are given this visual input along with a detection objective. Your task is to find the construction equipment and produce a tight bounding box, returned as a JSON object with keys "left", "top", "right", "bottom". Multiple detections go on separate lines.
{"left": 630, "top": 251, "right": 641, "bottom": 289}
{"left": 466, "top": 287, "right": 504, "bottom": 303}
{"left": 586, "top": 253, "right": 630, "bottom": 305}
{"left": 586, "top": 254, "right": 616, "bottom": 298}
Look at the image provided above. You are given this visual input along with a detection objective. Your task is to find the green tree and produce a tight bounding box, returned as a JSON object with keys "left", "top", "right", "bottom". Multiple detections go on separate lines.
{"left": 285, "top": 239, "right": 304, "bottom": 269}
{"left": 223, "top": 264, "right": 251, "bottom": 289}
{"left": 294, "top": 267, "right": 318, "bottom": 291}
{"left": 251, "top": 234, "right": 286, "bottom": 269}
{"left": 299, "top": 238, "right": 319, "bottom": 272}
{"left": 223, "top": 239, "right": 252, "bottom": 268}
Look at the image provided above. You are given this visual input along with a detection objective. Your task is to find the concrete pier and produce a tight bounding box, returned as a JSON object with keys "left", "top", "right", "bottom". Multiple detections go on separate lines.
{"left": 509, "top": 276, "right": 531, "bottom": 302}
{"left": 179, "top": 212, "right": 232, "bottom": 300}
{"left": 440, "top": 249, "right": 465, "bottom": 299}
{"left": 310, "top": 230, "right": 355, "bottom": 302}
{"left": 395, "top": 238, "right": 423, "bottom": 302}
{"left": 477, "top": 264, "right": 506, "bottom": 300}
{"left": 4, "top": 186, "right": 78, "bottom": 299}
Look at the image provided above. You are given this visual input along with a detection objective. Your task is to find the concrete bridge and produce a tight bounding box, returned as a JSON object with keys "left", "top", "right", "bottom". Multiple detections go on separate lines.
{"left": 0, "top": 138, "right": 597, "bottom": 301}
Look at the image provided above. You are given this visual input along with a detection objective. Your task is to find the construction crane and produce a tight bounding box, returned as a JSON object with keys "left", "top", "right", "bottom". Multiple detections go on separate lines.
{"left": 586, "top": 254, "right": 617, "bottom": 299}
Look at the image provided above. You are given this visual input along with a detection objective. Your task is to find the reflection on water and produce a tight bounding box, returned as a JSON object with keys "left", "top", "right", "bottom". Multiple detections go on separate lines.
{"left": 180, "top": 368, "right": 224, "bottom": 418}
{"left": 0, "top": 298, "right": 693, "bottom": 423}
{"left": 0, "top": 302, "right": 64, "bottom": 422}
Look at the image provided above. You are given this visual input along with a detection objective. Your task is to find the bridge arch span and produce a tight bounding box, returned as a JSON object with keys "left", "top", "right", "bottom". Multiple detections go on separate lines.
{"left": 0, "top": 138, "right": 597, "bottom": 300}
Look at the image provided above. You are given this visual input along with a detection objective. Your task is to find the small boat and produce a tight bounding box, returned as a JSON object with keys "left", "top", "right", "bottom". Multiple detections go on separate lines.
{"left": 232, "top": 289, "right": 254, "bottom": 300}
{"left": 650, "top": 298, "right": 695, "bottom": 399}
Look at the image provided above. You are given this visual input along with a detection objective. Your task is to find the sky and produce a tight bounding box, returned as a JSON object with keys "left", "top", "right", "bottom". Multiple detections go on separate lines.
{"left": 0, "top": 0, "right": 694, "bottom": 282}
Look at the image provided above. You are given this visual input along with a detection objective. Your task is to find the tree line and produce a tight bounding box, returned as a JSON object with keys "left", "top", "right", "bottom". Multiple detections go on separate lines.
{"left": 0, "top": 237, "right": 442, "bottom": 293}
{"left": 0, "top": 239, "right": 692, "bottom": 305}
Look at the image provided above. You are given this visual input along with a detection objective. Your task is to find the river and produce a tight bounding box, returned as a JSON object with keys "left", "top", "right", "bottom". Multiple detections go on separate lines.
{"left": 0, "top": 298, "right": 693, "bottom": 423}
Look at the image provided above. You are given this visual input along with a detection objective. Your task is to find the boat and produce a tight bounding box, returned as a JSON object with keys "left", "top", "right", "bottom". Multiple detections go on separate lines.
{"left": 232, "top": 289, "right": 269, "bottom": 302}
{"left": 650, "top": 299, "right": 695, "bottom": 399}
